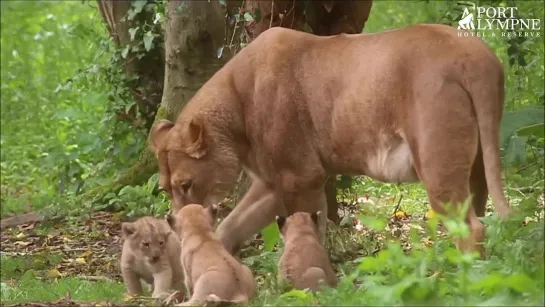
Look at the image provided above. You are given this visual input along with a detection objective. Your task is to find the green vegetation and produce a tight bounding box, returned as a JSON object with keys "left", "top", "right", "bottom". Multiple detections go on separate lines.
{"left": 1, "top": 0, "right": 543, "bottom": 306}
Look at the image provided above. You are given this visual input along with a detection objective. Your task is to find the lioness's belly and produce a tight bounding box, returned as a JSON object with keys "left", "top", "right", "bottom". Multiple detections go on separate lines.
{"left": 363, "top": 139, "right": 419, "bottom": 184}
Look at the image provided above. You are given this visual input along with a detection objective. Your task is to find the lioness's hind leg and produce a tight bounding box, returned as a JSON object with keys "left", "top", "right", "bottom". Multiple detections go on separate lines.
{"left": 470, "top": 146, "right": 488, "bottom": 217}
{"left": 412, "top": 83, "right": 485, "bottom": 257}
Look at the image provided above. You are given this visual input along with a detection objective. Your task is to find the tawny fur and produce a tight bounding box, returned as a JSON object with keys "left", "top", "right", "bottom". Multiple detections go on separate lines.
{"left": 167, "top": 204, "right": 255, "bottom": 306}
{"left": 151, "top": 24, "right": 511, "bottom": 259}
{"left": 120, "top": 216, "right": 184, "bottom": 298}
{"left": 277, "top": 212, "right": 337, "bottom": 291}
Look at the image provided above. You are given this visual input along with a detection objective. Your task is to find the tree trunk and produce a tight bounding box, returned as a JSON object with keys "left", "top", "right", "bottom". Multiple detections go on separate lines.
{"left": 160, "top": 0, "right": 226, "bottom": 120}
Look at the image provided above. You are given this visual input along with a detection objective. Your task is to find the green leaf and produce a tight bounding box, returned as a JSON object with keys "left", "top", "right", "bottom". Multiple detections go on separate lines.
{"left": 281, "top": 289, "right": 311, "bottom": 300}
{"left": 121, "top": 45, "right": 130, "bottom": 59}
{"left": 131, "top": 0, "right": 147, "bottom": 14}
{"left": 500, "top": 106, "right": 545, "bottom": 147}
{"left": 358, "top": 215, "right": 386, "bottom": 231}
{"left": 128, "top": 27, "right": 138, "bottom": 41}
{"left": 143, "top": 31, "right": 154, "bottom": 52}
{"left": 470, "top": 272, "right": 504, "bottom": 294}
{"left": 243, "top": 12, "right": 254, "bottom": 22}
{"left": 503, "top": 273, "right": 534, "bottom": 293}
{"left": 260, "top": 221, "right": 279, "bottom": 251}
{"left": 504, "top": 135, "right": 527, "bottom": 165}
{"left": 516, "top": 123, "right": 544, "bottom": 138}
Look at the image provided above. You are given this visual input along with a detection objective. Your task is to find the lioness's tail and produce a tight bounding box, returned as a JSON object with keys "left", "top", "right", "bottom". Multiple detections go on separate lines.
{"left": 466, "top": 52, "right": 510, "bottom": 219}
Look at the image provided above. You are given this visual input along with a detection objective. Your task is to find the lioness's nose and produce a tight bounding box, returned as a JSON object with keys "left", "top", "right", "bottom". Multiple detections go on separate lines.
{"left": 150, "top": 256, "right": 160, "bottom": 263}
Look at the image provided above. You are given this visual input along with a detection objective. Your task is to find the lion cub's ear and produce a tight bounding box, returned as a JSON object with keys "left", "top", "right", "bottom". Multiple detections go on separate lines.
{"left": 165, "top": 214, "right": 176, "bottom": 230}
{"left": 150, "top": 120, "right": 174, "bottom": 156}
{"left": 206, "top": 204, "right": 218, "bottom": 225}
{"left": 311, "top": 211, "right": 321, "bottom": 225}
{"left": 276, "top": 216, "right": 286, "bottom": 231}
{"left": 122, "top": 222, "right": 136, "bottom": 238}
{"left": 185, "top": 117, "right": 207, "bottom": 159}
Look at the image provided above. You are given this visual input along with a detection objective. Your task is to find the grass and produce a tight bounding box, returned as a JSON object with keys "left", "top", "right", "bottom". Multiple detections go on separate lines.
{"left": 1, "top": 175, "right": 543, "bottom": 305}
{"left": 1, "top": 269, "right": 124, "bottom": 303}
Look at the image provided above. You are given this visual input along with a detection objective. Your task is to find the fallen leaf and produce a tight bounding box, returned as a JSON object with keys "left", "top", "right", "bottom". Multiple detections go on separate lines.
{"left": 14, "top": 240, "right": 31, "bottom": 246}
{"left": 15, "top": 232, "right": 26, "bottom": 238}
{"left": 425, "top": 209, "right": 435, "bottom": 220}
{"left": 75, "top": 257, "right": 87, "bottom": 264}
{"left": 47, "top": 269, "right": 63, "bottom": 278}
{"left": 393, "top": 211, "right": 408, "bottom": 218}
{"left": 123, "top": 293, "right": 134, "bottom": 301}
{"left": 78, "top": 250, "right": 93, "bottom": 258}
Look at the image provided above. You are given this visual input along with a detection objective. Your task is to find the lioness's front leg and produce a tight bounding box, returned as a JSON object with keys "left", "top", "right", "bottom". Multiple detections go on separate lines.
{"left": 281, "top": 187, "right": 328, "bottom": 245}
{"left": 151, "top": 267, "right": 173, "bottom": 298}
{"left": 216, "top": 178, "right": 284, "bottom": 254}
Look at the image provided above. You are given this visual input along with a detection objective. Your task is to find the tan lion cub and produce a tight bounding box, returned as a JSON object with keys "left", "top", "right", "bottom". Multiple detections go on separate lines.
{"left": 167, "top": 204, "right": 255, "bottom": 306}
{"left": 120, "top": 216, "right": 184, "bottom": 298}
{"left": 276, "top": 211, "right": 337, "bottom": 291}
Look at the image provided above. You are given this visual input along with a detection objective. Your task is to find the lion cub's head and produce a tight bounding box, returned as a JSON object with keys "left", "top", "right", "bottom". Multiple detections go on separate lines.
{"left": 150, "top": 118, "right": 241, "bottom": 212}
{"left": 122, "top": 216, "right": 172, "bottom": 264}
{"left": 276, "top": 211, "right": 321, "bottom": 239}
{"left": 166, "top": 204, "right": 218, "bottom": 238}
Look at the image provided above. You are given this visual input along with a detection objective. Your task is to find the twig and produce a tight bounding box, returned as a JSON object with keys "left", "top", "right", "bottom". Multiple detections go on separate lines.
{"left": 77, "top": 275, "right": 116, "bottom": 283}
{"left": 392, "top": 195, "right": 404, "bottom": 216}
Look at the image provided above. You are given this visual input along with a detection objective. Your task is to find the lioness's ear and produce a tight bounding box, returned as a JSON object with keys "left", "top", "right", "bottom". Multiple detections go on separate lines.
{"left": 150, "top": 120, "right": 174, "bottom": 156}
{"left": 166, "top": 215, "right": 176, "bottom": 229}
{"left": 185, "top": 117, "right": 207, "bottom": 159}
{"left": 276, "top": 216, "right": 286, "bottom": 230}
{"left": 122, "top": 222, "right": 136, "bottom": 238}
{"left": 311, "top": 211, "right": 321, "bottom": 225}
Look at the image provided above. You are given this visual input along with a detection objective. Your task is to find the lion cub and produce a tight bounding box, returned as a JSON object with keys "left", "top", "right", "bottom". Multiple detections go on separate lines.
{"left": 120, "top": 216, "right": 184, "bottom": 298}
{"left": 276, "top": 211, "right": 337, "bottom": 291}
{"left": 167, "top": 204, "right": 255, "bottom": 306}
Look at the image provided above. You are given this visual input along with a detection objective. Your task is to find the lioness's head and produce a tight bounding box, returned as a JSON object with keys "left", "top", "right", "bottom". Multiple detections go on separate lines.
{"left": 150, "top": 118, "right": 241, "bottom": 212}
{"left": 122, "top": 217, "right": 172, "bottom": 264}
{"left": 276, "top": 211, "right": 321, "bottom": 239}
{"left": 166, "top": 204, "right": 218, "bottom": 237}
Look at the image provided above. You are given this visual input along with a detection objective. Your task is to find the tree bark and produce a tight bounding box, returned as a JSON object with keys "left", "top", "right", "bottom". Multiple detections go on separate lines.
{"left": 160, "top": 0, "right": 226, "bottom": 120}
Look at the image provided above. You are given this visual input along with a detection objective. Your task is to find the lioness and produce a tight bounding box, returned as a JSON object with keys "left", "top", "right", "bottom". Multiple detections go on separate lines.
{"left": 167, "top": 204, "right": 255, "bottom": 305}
{"left": 277, "top": 211, "right": 337, "bottom": 291}
{"left": 151, "top": 24, "right": 511, "bottom": 258}
{"left": 120, "top": 216, "right": 184, "bottom": 298}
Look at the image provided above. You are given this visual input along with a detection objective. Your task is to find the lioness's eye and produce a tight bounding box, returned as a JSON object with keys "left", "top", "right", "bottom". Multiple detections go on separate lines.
{"left": 181, "top": 180, "right": 192, "bottom": 192}
{"left": 159, "top": 241, "right": 164, "bottom": 246}
{"left": 142, "top": 242, "right": 149, "bottom": 248}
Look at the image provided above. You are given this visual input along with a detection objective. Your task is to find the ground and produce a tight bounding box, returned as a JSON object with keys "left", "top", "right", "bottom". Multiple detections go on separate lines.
{"left": 2, "top": 179, "right": 543, "bottom": 306}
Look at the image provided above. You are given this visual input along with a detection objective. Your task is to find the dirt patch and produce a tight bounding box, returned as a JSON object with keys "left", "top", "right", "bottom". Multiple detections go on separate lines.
{"left": 1, "top": 211, "right": 123, "bottom": 281}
